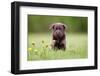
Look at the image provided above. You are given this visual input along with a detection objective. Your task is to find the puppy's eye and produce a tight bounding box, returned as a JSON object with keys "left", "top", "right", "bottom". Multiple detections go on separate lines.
{"left": 59, "top": 28, "right": 61, "bottom": 30}
{"left": 56, "top": 28, "right": 58, "bottom": 30}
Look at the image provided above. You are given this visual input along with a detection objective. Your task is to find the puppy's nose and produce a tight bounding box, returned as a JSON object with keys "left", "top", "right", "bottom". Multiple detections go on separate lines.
{"left": 56, "top": 30, "right": 63, "bottom": 37}
{"left": 56, "top": 30, "right": 61, "bottom": 34}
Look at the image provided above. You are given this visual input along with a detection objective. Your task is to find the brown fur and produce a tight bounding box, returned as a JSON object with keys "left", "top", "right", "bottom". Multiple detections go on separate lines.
{"left": 49, "top": 22, "right": 67, "bottom": 50}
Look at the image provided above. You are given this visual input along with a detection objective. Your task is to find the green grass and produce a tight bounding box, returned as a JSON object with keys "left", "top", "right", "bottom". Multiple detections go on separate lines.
{"left": 27, "top": 33, "right": 88, "bottom": 61}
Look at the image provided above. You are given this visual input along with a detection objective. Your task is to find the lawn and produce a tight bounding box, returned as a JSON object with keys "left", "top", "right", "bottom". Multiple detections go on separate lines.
{"left": 27, "top": 33, "right": 88, "bottom": 61}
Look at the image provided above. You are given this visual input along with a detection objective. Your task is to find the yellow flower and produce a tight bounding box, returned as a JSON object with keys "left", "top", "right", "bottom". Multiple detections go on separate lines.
{"left": 34, "top": 49, "right": 38, "bottom": 52}
{"left": 28, "top": 48, "right": 32, "bottom": 51}
{"left": 42, "top": 40, "right": 44, "bottom": 43}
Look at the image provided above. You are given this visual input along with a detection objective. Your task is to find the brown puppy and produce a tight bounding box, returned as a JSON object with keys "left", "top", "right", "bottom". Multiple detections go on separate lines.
{"left": 49, "top": 22, "right": 67, "bottom": 50}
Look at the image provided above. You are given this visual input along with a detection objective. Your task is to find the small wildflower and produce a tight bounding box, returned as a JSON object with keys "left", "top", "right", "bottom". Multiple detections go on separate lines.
{"left": 28, "top": 48, "right": 32, "bottom": 51}
{"left": 32, "top": 42, "right": 35, "bottom": 46}
{"left": 34, "top": 49, "right": 38, "bottom": 55}
{"left": 34, "top": 49, "right": 38, "bottom": 52}
{"left": 42, "top": 40, "right": 44, "bottom": 43}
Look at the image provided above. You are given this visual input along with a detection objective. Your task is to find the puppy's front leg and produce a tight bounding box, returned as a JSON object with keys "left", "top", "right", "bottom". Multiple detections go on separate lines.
{"left": 61, "top": 39, "right": 66, "bottom": 50}
{"left": 51, "top": 40, "right": 56, "bottom": 49}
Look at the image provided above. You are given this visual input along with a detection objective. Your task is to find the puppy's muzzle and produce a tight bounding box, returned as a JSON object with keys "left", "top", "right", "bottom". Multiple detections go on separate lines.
{"left": 54, "top": 30, "right": 63, "bottom": 40}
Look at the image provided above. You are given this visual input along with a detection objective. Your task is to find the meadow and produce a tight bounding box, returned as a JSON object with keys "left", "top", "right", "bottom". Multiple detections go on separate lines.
{"left": 27, "top": 33, "right": 88, "bottom": 61}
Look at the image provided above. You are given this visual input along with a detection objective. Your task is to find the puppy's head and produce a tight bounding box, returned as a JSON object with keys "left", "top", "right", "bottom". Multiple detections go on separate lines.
{"left": 49, "top": 23, "right": 67, "bottom": 40}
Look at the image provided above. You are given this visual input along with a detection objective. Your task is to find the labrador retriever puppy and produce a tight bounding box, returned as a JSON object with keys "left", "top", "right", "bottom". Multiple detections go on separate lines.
{"left": 49, "top": 22, "right": 67, "bottom": 50}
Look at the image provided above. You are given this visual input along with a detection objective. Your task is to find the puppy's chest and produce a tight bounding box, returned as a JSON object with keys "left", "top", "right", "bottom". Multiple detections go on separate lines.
{"left": 53, "top": 34, "right": 65, "bottom": 40}
{"left": 54, "top": 40, "right": 63, "bottom": 48}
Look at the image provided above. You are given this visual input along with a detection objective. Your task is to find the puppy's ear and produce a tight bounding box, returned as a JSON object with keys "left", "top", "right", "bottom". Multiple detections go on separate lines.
{"left": 62, "top": 24, "right": 66, "bottom": 30}
{"left": 49, "top": 24, "right": 55, "bottom": 30}
{"left": 63, "top": 24, "right": 68, "bottom": 31}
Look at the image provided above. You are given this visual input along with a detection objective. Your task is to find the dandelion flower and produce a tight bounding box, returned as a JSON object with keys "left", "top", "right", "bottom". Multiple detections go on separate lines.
{"left": 34, "top": 49, "right": 38, "bottom": 52}
{"left": 34, "top": 49, "right": 38, "bottom": 55}
{"left": 28, "top": 48, "right": 32, "bottom": 51}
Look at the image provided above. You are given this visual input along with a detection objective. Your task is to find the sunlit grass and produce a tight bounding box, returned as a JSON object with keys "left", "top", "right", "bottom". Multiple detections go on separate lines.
{"left": 27, "top": 33, "right": 88, "bottom": 61}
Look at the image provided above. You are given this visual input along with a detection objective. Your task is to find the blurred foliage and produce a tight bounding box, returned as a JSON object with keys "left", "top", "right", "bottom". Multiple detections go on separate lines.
{"left": 28, "top": 15, "right": 88, "bottom": 33}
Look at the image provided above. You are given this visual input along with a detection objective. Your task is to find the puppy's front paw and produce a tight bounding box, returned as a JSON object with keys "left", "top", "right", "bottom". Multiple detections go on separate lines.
{"left": 51, "top": 40, "right": 56, "bottom": 49}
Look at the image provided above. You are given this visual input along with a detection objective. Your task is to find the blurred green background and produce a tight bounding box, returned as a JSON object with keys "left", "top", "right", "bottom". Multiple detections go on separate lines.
{"left": 27, "top": 15, "right": 88, "bottom": 61}
{"left": 28, "top": 15, "right": 88, "bottom": 33}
